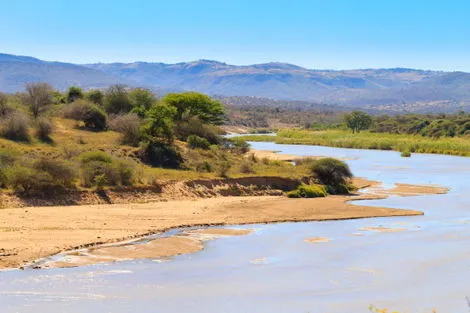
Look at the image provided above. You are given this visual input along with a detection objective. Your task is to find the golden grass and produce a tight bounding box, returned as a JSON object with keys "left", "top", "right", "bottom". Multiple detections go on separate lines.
{"left": 0, "top": 118, "right": 309, "bottom": 184}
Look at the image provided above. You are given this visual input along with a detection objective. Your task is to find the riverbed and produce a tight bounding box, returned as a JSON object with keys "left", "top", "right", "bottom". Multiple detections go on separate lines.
{"left": 1, "top": 141, "right": 468, "bottom": 313}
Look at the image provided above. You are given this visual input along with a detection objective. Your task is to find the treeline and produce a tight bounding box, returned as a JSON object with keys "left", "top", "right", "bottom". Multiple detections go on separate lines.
{"left": 224, "top": 104, "right": 343, "bottom": 130}
{"left": 371, "top": 112, "right": 470, "bottom": 138}
{"left": 318, "top": 110, "right": 470, "bottom": 139}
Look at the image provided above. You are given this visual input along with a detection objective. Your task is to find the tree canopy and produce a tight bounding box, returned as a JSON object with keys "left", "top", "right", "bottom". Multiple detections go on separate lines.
{"left": 162, "top": 92, "right": 225, "bottom": 125}
{"left": 344, "top": 111, "right": 372, "bottom": 133}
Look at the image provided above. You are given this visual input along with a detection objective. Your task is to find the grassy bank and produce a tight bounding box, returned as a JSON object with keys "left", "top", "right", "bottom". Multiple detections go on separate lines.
{"left": 240, "top": 129, "right": 470, "bottom": 157}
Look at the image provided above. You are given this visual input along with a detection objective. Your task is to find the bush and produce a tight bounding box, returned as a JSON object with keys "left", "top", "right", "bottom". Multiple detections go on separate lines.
{"left": 221, "top": 138, "right": 250, "bottom": 154}
{"left": 109, "top": 113, "right": 142, "bottom": 146}
{"left": 174, "top": 117, "right": 222, "bottom": 144}
{"left": 287, "top": 184, "right": 328, "bottom": 198}
{"left": 218, "top": 161, "right": 232, "bottom": 178}
{"left": 104, "top": 84, "right": 132, "bottom": 114}
{"left": 401, "top": 150, "right": 411, "bottom": 157}
{"left": 138, "top": 140, "right": 183, "bottom": 168}
{"left": 196, "top": 161, "right": 213, "bottom": 173}
{"left": 66, "top": 86, "right": 84, "bottom": 103}
{"left": 6, "top": 159, "right": 76, "bottom": 195}
{"left": 33, "top": 158, "right": 76, "bottom": 188}
{"left": 0, "top": 112, "right": 30, "bottom": 142}
{"left": 64, "top": 100, "right": 107, "bottom": 131}
{"left": 35, "top": 117, "right": 53, "bottom": 141}
{"left": 79, "top": 151, "right": 113, "bottom": 164}
{"left": 239, "top": 161, "right": 255, "bottom": 174}
{"left": 6, "top": 165, "right": 55, "bottom": 195}
{"left": 187, "top": 135, "right": 211, "bottom": 150}
{"left": 86, "top": 89, "right": 104, "bottom": 106}
{"left": 310, "top": 158, "right": 353, "bottom": 187}
{"left": 0, "top": 92, "right": 12, "bottom": 117}
{"left": 0, "top": 149, "right": 18, "bottom": 188}
{"left": 325, "top": 183, "right": 351, "bottom": 195}
{"left": 79, "top": 151, "right": 135, "bottom": 187}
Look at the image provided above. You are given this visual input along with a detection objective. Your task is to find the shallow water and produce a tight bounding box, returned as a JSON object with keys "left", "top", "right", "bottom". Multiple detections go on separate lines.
{"left": 2, "top": 142, "right": 470, "bottom": 312}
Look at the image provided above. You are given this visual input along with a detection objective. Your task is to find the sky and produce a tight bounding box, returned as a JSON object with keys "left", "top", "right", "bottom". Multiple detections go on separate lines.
{"left": 1, "top": 0, "right": 469, "bottom": 70}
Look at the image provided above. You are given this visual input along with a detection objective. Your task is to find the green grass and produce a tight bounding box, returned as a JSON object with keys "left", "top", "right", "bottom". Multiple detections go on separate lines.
{"left": 240, "top": 129, "right": 470, "bottom": 157}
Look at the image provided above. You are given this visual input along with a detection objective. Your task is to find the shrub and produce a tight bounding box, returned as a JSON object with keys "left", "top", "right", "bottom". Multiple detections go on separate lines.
{"left": 109, "top": 113, "right": 142, "bottom": 146}
{"left": 239, "top": 161, "right": 255, "bottom": 174}
{"left": 187, "top": 135, "right": 211, "bottom": 150}
{"left": 79, "top": 151, "right": 113, "bottom": 164}
{"left": 174, "top": 117, "right": 222, "bottom": 144}
{"left": 6, "top": 159, "right": 76, "bottom": 195}
{"left": 79, "top": 151, "right": 135, "bottom": 187}
{"left": 63, "top": 100, "right": 108, "bottom": 131}
{"left": 35, "top": 116, "right": 53, "bottom": 141}
{"left": 0, "top": 112, "right": 30, "bottom": 142}
{"left": 66, "top": 86, "right": 84, "bottom": 103}
{"left": 138, "top": 140, "right": 183, "bottom": 168}
{"left": 104, "top": 84, "right": 132, "bottom": 114}
{"left": 401, "top": 150, "right": 411, "bottom": 157}
{"left": 33, "top": 158, "right": 76, "bottom": 188}
{"left": 6, "top": 165, "right": 55, "bottom": 195}
{"left": 287, "top": 184, "right": 328, "bottom": 198}
{"left": 196, "top": 161, "right": 213, "bottom": 173}
{"left": 23, "top": 83, "right": 53, "bottom": 119}
{"left": 0, "top": 92, "right": 12, "bottom": 117}
{"left": 310, "top": 158, "right": 353, "bottom": 187}
{"left": 221, "top": 138, "right": 250, "bottom": 154}
{"left": 0, "top": 149, "right": 18, "bottom": 188}
{"left": 86, "top": 89, "right": 104, "bottom": 106}
{"left": 218, "top": 161, "right": 232, "bottom": 178}
{"left": 325, "top": 183, "right": 351, "bottom": 195}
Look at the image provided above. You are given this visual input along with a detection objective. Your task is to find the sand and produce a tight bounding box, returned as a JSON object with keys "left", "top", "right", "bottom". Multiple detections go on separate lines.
{"left": 249, "top": 149, "right": 321, "bottom": 162}
{"left": 0, "top": 179, "right": 447, "bottom": 269}
{"left": 367, "top": 183, "right": 449, "bottom": 197}
{"left": 304, "top": 237, "right": 330, "bottom": 243}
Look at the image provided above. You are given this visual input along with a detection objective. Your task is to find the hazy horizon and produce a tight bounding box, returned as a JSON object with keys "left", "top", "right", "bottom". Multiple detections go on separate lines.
{"left": 1, "top": 0, "right": 469, "bottom": 71}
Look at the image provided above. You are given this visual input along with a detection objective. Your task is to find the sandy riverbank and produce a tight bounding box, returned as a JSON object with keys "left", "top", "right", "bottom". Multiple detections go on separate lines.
{"left": 0, "top": 179, "right": 447, "bottom": 269}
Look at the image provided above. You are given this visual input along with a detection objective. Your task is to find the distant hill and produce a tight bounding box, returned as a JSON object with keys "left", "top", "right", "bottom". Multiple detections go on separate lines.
{"left": 2, "top": 53, "right": 470, "bottom": 112}
{"left": 0, "top": 53, "right": 129, "bottom": 92}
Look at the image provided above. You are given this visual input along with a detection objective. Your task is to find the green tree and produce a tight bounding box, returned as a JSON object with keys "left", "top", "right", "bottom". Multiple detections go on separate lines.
{"left": 66, "top": 86, "right": 84, "bottom": 103}
{"left": 162, "top": 92, "right": 225, "bottom": 125}
{"left": 129, "top": 88, "right": 156, "bottom": 117}
{"left": 344, "top": 111, "right": 372, "bottom": 133}
{"left": 311, "top": 158, "right": 353, "bottom": 187}
{"left": 141, "top": 102, "right": 176, "bottom": 143}
{"left": 104, "top": 84, "right": 132, "bottom": 114}
{"left": 86, "top": 89, "right": 104, "bottom": 106}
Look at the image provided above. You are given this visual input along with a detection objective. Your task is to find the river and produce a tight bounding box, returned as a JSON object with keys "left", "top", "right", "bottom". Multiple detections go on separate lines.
{"left": 1, "top": 141, "right": 469, "bottom": 313}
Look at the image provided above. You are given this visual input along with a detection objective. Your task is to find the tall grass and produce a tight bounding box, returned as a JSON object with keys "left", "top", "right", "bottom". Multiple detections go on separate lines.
{"left": 241, "top": 130, "right": 470, "bottom": 157}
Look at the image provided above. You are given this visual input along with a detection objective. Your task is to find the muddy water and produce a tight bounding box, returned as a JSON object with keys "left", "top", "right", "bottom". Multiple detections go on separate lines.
{"left": 2, "top": 142, "right": 470, "bottom": 313}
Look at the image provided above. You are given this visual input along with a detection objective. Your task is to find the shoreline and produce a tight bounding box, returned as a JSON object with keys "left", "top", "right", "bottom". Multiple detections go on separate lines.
{"left": 0, "top": 179, "right": 447, "bottom": 270}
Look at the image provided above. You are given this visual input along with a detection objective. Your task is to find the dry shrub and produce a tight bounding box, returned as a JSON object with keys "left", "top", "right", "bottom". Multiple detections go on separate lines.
{"left": 109, "top": 113, "right": 142, "bottom": 146}
{"left": 0, "top": 111, "right": 30, "bottom": 142}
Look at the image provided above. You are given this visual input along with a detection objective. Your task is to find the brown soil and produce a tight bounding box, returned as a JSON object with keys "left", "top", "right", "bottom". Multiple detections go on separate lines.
{"left": 0, "top": 178, "right": 447, "bottom": 270}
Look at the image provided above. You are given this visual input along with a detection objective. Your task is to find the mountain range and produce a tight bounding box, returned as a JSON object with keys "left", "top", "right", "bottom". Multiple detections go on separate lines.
{"left": 2, "top": 53, "right": 470, "bottom": 111}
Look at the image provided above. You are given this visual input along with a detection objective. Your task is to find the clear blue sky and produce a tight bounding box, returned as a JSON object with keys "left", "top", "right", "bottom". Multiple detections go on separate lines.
{"left": 1, "top": 0, "right": 469, "bottom": 70}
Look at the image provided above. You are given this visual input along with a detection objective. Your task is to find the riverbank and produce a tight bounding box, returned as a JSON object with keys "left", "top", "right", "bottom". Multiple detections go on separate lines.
{"left": 241, "top": 129, "right": 470, "bottom": 157}
{"left": 0, "top": 179, "right": 447, "bottom": 269}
